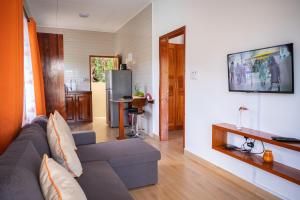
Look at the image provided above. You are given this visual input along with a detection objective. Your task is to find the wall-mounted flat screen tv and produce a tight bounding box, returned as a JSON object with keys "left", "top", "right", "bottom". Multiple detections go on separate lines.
{"left": 227, "top": 43, "right": 294, "bottom": 93}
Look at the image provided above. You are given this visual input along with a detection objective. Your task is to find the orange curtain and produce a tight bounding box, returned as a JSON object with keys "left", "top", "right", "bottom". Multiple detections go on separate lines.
{"left": 0, "top": 0, "right": 24, "bottom": 154}
{"left": 28, "top": 18, "right": 46, "bottom": 115}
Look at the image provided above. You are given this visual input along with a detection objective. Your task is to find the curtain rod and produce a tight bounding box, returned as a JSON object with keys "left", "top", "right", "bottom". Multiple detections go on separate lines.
{"left": 23, "top": 6, "right": 30, "bottom": 21}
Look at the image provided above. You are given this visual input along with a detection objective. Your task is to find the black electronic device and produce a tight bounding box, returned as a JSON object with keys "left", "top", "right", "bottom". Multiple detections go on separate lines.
{"left": 227, "top": 43, "right": 294, "bottom": 93}
{"left": 271, "top": 136, "right": 300, "bottom": 143}
{"left": 122, "top": 96, "right": 132, "bottom": 100}
{"left": 224, "top": 144, "right": 240, "bottom": 150}
{"left": 120, "top": 64, "right": 127, "bottom": 70}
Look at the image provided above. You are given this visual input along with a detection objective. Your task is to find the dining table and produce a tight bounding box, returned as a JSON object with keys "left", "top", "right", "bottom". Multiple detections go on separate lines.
{"left": 110, "top": 97, "right": 154, "bottom": 140}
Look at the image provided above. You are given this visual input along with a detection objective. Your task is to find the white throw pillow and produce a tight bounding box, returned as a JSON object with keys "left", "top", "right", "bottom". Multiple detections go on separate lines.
{"left": 40, "top": 154, "right": 87, "bottom": 200}
{"left": 54, "top": 110, "right": 77, "bottom": 150}
{"left": 47, "top": 114, "right": 82, "bottom": 177}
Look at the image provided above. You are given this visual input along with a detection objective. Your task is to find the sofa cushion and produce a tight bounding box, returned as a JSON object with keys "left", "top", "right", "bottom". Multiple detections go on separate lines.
{"left": 77, "top": 161, "right": 133, "bottom": 200}
{"left": 40, "top": 155, "right": 87, "bottom": 200}
{"left": 0, "top": 141, "right": 44, "bottom": 200}
{"left": 72, "top": 131, "right": 96, "bottom": 146}
{"left": 77, "top": 138, "right": 161, "bottom": 167}
{"left": 15, "top": 123, "right": 50, "bottom": 157}
{"left": 32, "top": 115, "right": 48, "bottom": 132}
{"left": 54, "top": 110, "right": 77, "bottom": 150}
{"left": 47, "top": 114, "right": 83, "bottom": 177}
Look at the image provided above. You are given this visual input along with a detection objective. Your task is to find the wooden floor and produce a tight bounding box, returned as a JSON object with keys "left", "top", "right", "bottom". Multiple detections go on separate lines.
{"left": 71, "top": 117, "right": 279, "bottom": 200}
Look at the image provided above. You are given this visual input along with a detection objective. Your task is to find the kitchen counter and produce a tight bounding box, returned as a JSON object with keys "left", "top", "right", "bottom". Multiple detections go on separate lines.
{"left": 66, "top": 90, "right": 92, "bottom": 94}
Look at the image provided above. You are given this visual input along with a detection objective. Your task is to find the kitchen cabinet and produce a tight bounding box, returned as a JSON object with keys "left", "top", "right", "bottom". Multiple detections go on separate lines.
{"left": 65, "top": 91, "right": 92, "bottom": 123}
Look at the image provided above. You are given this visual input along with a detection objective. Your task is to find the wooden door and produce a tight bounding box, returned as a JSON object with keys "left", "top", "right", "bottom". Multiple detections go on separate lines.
{"left": 176, "top": 44, "right": 185, "bottom": 130}
{"left": 168, "top": 44, "right": 184, "bottom": 130}
{"left": 168, "top": 44, "right": 177, "bottom": 130}
{"left": 65, "top": 94, "right": 76, "bottom": 122}
{"left": 159, "top": 38, "right": 169, "bottom": 141}
{"left": 159, "top": 26, "right": 185, "bottom": 145}
{"left": 76, "top": 93, "right": 92, "bottom": 122}
{"left": 37, "top": 33, "right": 66, "bottom": 118}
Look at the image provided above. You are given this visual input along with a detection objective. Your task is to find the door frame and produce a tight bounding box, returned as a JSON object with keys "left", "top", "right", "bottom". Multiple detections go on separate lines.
{"left": 159, "top": 26, "right": 186, "bottom": 148}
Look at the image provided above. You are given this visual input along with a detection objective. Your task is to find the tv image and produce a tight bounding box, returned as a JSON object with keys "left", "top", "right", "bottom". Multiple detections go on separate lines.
{"left": 227, "top": 43, "right": 294, "bottom": 93}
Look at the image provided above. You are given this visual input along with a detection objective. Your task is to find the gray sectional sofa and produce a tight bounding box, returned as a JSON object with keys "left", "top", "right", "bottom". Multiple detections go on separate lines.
{"left": 0, "top": 117, "right": 161, "bottom": 200}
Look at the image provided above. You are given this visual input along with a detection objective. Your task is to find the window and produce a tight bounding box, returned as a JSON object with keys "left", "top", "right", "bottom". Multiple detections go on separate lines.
{"left": 90, "top": 56, "right": 119, "bottom": 83}
{"left": 22, "top": 15, "right": 36, "bottom": 125}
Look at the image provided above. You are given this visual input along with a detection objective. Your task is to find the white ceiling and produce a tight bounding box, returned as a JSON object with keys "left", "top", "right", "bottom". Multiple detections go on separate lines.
{"left": 27, "top": 0, "right": 152, "bottom": 33}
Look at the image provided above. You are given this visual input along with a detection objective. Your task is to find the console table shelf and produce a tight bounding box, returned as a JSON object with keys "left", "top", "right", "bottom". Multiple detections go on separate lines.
{"left": 212, "top": 123, "right": 300, "bottom": 185}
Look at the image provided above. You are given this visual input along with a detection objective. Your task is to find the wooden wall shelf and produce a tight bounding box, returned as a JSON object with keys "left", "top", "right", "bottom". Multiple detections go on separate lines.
{"left": 212, "top": 123, "right": 300, "bottom": 185}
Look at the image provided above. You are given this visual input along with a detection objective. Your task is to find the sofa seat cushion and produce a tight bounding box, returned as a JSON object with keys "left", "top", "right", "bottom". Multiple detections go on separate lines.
{"left": 15, "top": 123, "right": 50, "bottom": 157}
{"left": 77, "top": 138, "right": 161, "bottom": 167}
{"left": 77, "top": 161, "right": 133, "bottom": 200}
{"left": 72, "top": 131, "right": 96, "bottom": 146}
{"left": 0, "top": 141, "right": 44, "bottom": 200}
{"left": 0, "top": 140, "right": 42, "bottom": 172}
{"left": 0, "top": 166, "right": 45, "bottom": 200}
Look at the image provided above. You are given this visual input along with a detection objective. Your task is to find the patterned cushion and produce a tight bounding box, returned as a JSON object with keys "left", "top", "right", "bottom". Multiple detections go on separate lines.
{"left": 47, "top": 114, "right": 82, "bottom": 177}
{"left": 54, "top": 110, "right": 77, "bottom": 150}
{"left": 40, "top": 155, "right": 87, "bottom": 200}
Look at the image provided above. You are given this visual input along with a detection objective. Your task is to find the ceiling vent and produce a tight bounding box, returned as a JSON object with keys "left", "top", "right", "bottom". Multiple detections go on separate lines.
{"left": 79, "top": 12, "right": 90, "bottom": 18}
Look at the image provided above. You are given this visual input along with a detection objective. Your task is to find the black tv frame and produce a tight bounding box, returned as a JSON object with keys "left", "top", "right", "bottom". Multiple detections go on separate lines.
{"left": 227, "top": 43, "right": 294, "bottom": 94}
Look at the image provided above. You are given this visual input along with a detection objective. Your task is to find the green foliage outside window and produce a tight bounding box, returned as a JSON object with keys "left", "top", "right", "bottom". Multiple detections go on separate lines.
{"left": 91, "top": 57, "right": 116, "bottom": 82}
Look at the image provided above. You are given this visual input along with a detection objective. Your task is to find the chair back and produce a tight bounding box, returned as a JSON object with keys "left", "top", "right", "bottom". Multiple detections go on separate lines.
{"left": 131, "top": 98, "right": 147, "bottom": 113}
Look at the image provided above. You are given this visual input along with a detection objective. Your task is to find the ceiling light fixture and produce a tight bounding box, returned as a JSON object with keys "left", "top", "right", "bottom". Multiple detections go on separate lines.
{"left": 79, "top": 12, "right": 90, "bottom": 18}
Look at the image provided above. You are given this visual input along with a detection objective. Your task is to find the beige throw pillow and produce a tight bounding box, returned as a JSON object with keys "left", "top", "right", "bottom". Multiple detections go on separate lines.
{"left": 54, "top": 110, "right": 77, "bottom": 150}
{"left": 40, "top": 154, "right": 87, "bottom": 200}
{"left": 47, "top": 114, "right": 82, "bottom": 177}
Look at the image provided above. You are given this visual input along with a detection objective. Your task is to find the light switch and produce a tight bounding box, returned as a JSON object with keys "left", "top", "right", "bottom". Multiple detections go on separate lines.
{"left": 127, "top": 53, "right": 133, "bottom": 62}
{"left": 190, "top": 71, "right": 199, "bottom": 80}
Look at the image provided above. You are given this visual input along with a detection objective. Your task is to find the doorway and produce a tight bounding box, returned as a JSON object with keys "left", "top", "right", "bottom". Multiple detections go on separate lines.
{"left": 159, "top": 26, "right": 186, "bottom": 148}
{"left": 89, "top": 56, "right": 120, "bottom": 120}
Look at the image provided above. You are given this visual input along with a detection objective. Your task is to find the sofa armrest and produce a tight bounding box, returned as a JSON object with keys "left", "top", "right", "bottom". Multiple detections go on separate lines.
{"left": 72, "top": 131, "right": 96, "bottom": 146}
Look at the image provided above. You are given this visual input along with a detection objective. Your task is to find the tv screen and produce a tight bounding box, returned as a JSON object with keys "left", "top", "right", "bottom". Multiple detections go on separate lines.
{"left": 227, "top": 43, "right": 294, "bottom": 93}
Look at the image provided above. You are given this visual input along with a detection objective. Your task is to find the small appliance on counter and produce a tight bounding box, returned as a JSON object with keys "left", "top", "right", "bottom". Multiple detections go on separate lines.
{"left": 120, "top": 64, "right": 127, "bottom": 70}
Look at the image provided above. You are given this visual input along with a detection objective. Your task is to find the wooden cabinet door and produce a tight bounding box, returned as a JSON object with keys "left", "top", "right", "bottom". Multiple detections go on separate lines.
{"left": 76, "top": 93, "right": 92, "bottom": 122}
{"left": 38, "top": 33, "right": 66, "bottom": 118}
{"left": 65, "top": 95, "right": 76, "bottom": 123}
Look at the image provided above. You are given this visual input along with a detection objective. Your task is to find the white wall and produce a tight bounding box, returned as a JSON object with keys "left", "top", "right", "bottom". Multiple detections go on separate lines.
{"left": 115, "top": 4, "right": 153, "bottom": 133}
{"left": 152, "top": 0, "right": 300, "bottom": 199}
{"left": 38, "top": 7, "right": 153, "bottom": 122}
{"left": 91, "top": 82, "right": 106, "bottom": 118}
{"left": 37, "top": 27, "right": 115, "bottom": 91}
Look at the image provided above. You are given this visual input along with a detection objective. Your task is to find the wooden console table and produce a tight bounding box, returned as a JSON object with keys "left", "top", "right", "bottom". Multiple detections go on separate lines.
{"left": 212, "top": 123, "right": 300, "bottom": 185}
